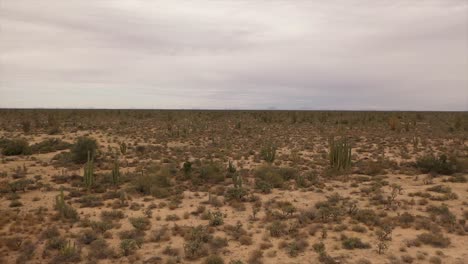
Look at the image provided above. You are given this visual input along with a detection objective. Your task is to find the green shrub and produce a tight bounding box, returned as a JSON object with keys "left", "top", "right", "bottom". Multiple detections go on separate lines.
{"left": 71, "top": 137, "right": 98, "bottom": 163}
{"left": 199, "top": 163, "right": 224, "bottom": 184}
{"left": 254, "top": 166, "right": 284, "bottom": 192}
{"left": 416, "top": 232, "right": 451, "bottom": 248}
{"left": 30, "top": 138, "right": 71, "bottom": 154}
{"left": 120, "top": 239, "right": 139, "bottom": 256}
{"left": 204, "top": 255, "right": 224, "bottom": 264}
{"left": 1, "top": 139, "right": 31, "bottom": 156}
{"left": 129, "top": 217, "right": 151, "bottom": 231}
{"left": 416, "top": 154, "right": 461, "bottom": 175}
{"left": 341, "top": 236, "right": 371, "bottom": 249}
{"left": 353, "top": 209, "right": 380, "bottom": 226}
{"left": 208, "top": 211, "right": 224, "bottom": 226}
{"left": 133, "top": 169, "right": 172, "bottom": 198}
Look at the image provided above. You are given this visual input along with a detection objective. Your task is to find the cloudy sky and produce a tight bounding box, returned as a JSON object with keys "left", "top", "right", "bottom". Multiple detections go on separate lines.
{"left": 0, "top": 0, "right": 467, "bottom": 110}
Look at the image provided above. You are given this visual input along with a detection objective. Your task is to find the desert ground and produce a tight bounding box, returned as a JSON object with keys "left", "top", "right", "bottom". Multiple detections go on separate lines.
{"left": 0, "top": 110, "right": 467, "bottom": 264}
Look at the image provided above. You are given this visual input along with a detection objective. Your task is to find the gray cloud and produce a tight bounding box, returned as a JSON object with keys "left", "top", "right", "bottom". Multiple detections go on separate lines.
{"left": 1, "top": 0, "right": 467, "bottom": 110}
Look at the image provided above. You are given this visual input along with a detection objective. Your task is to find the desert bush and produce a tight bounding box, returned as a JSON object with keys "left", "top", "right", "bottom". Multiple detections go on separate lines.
{"left": 133, "top": 169, "right": 172, "bottom": 198}
{"left": 204, "top": 254, "right": 225, "bottom": 264}
{"left": 426, "top": 204, "right": 456, "bottom": 229}
{"left": 199, "top": 162, "right": 225, "bottom": 184}
{"left": 30, "top": 138, "right": 71, "bottom": 154}
{"left": 247, "top": 249, "right": 263, "bottom": 264}
{"left": 120, "top": 239, "right": 139, "bottom": 256}
{"left": 15, "top": 240, "right": 35, "bottom": 264}
{"left": 208, "top": 211, "right": 224, "bottom": 226}
{"left": 129, "top": 217, "right": 151, "bottom": 231}
{"left": 416, "top": 232, "right": 451, "bottom": 248}
{"left": 184, "top": 225, "right": 211, "bottom": 260}
{"left": 268, "top": 221, "right": 287, "bottom": 237}
{"left": 341, "top": 236, "right": 371, "bottom": 249}
{"left": 77, "top": 195, "right": 103, "bottom": 208}
{"left": 71, "top": 137, "right": 98, "bottom": 163}
{"left": 88, "top": 239, "right": 115, "bottom": 259}
{"left": 101, "top": 210, "right": 125, "bottom": 221}
{"left": 254, "top": 166, "right": 284, "bottom": 192}
{"left": 1, "top": 139, "right": 31, "bottom": 156}
{"left": 286, "top": 238, "right": 309, "bottom": 257}
{"left": 78, "top": 229, "right": 98, "bottom": 245}
{"left": 352, "top": 209, "right": 380, "bottom": 226}
{"left": 90, "top": 220, "right": 114, "bottom": 233}
{"left": 416, "top": 154, "right": 461, "bottom": 175}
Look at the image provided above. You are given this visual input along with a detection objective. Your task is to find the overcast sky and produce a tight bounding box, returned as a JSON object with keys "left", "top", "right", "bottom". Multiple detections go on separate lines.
{"left": 0, "top": 0, "right": 467, "bottom": 110}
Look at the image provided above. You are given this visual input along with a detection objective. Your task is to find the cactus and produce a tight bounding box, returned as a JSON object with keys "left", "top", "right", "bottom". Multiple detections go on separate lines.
{"left": 120, "top": 142, "right": 127, "bottom": 155}
{"left": 261, "top": 143, "right": 277, "bottom": 163}
{"left": 55, "top": 188, "right": 78, "bottom": 220}
{"left": 232, "top": 172, "right": 243, "bottom": 189}
{"left": 328, "top": 137, "right": 352, "bottom": 171}
{"left": 60, "top": 240, "right": 77, "bottom": 256}
{"left": 227, "top": 160, "right": 236, "bottom": 174}
{"left": 83, "top": 151, "right": 95, "bottom": 189}
{"left": 112, "top": 155, "right": 120, "bottom": 186}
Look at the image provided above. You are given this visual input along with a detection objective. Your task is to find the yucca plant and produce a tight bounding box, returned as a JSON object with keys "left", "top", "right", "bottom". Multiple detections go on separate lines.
{"left": 329, "top": 137, "right": 352, "bottom": 171}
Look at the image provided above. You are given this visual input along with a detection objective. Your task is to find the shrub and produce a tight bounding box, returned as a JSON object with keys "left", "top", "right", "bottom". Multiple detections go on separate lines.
{"left": 204, "top": 255, "right": 225, "bottom": 264}
{"left": 353, "top": 209, "right": 380, "bottom": 226}
{"left": 209, "top": 211, "right": 224, "bottom": 226}
{"left": 88, "top": 239, "right": 115, "bottom": 259}
{"left": 101, "top": 210, "right": 125, "bottom": 221}
{"left": 254, "top": 166, "right": 284, "bottom": 192}
{"left": 184, "top": 225, "right": 211, "bottom": 260}
{"left": 341, "top": 236, "right": 371, "bottom": 249}
{"left": 268, "top": 221, "right": 286, "bottom": 237}
{"left": 129, "top": 217, "right": 151, "bottom": 231}
{"left": 133, "top": 169, "right": 172, "bottom": 198}
{"left": 71, "top": 137, "right": 98, "bottom": 163}
{"left": 416, "top": 232, "right": 451, "bottom": 248}
{"left": 120, "top": 239, "right": 139, "bottom": 256}
{"left": 416, "top": 154, "right": 461, "bottom": 175}
{"left": 199, "top": 163, "right": 224, "bottom": 184}
{"left": 1, "top": 139, "right": 31, "bottom": 156}
{"left": 30, "top": 138, "right": 71, "bottom": 154}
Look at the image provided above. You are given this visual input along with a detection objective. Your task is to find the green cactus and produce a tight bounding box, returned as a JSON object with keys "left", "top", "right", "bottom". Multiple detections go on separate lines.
{"left": 329, "top": 137, "right": 352, "bottom": 171}
{"left": 120, "top": 142, "right": 127, "bottom": 155}
{"left": 112, "top": 155, "right": 120, "bottom": 186}
{"left": 55, "top": 188, "right": 78, "bottom": 220}
{"left": 227, "top": 160, "right": 237, "bottom": 174}
{"left": 232, "top": 172, "right": 243, "bottom": 189}
{"left": 261, "top": 143, "right": 277, "bottom": 163}
{"left": 83, "top": 151, "right": 95, "bottom": 189}
{"left": 60, "top": 240, "right": 77, "bottom": 256}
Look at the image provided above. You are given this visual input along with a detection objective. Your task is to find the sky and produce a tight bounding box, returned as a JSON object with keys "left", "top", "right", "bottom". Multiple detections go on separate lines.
{"left": 0, "top": 0, "right": 467, "bottom": 110}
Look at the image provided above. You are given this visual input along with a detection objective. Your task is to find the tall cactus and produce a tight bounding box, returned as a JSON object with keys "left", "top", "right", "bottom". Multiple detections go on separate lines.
{"left": 227, "top": 160, "right": 237, "bottom": 174}
{"left": 329, "top": 137, "right": 352, "bottom": 170}
{"left": 261, "top": 143, "right": 277, "bottom": 163}
{"left": 232, "top": 173, "right": 243, "bottom": 189}
{"left": 83, "top": 151, "right": 95, "bottom": 189}
{"left": 120, "top": 142, "right": 127, "bottom": 155}
{"left": 112, "top": 155, "right": 120, "bottom": 186}
{"left": 55, "top": 188, "right": 78, "bottom": 220}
